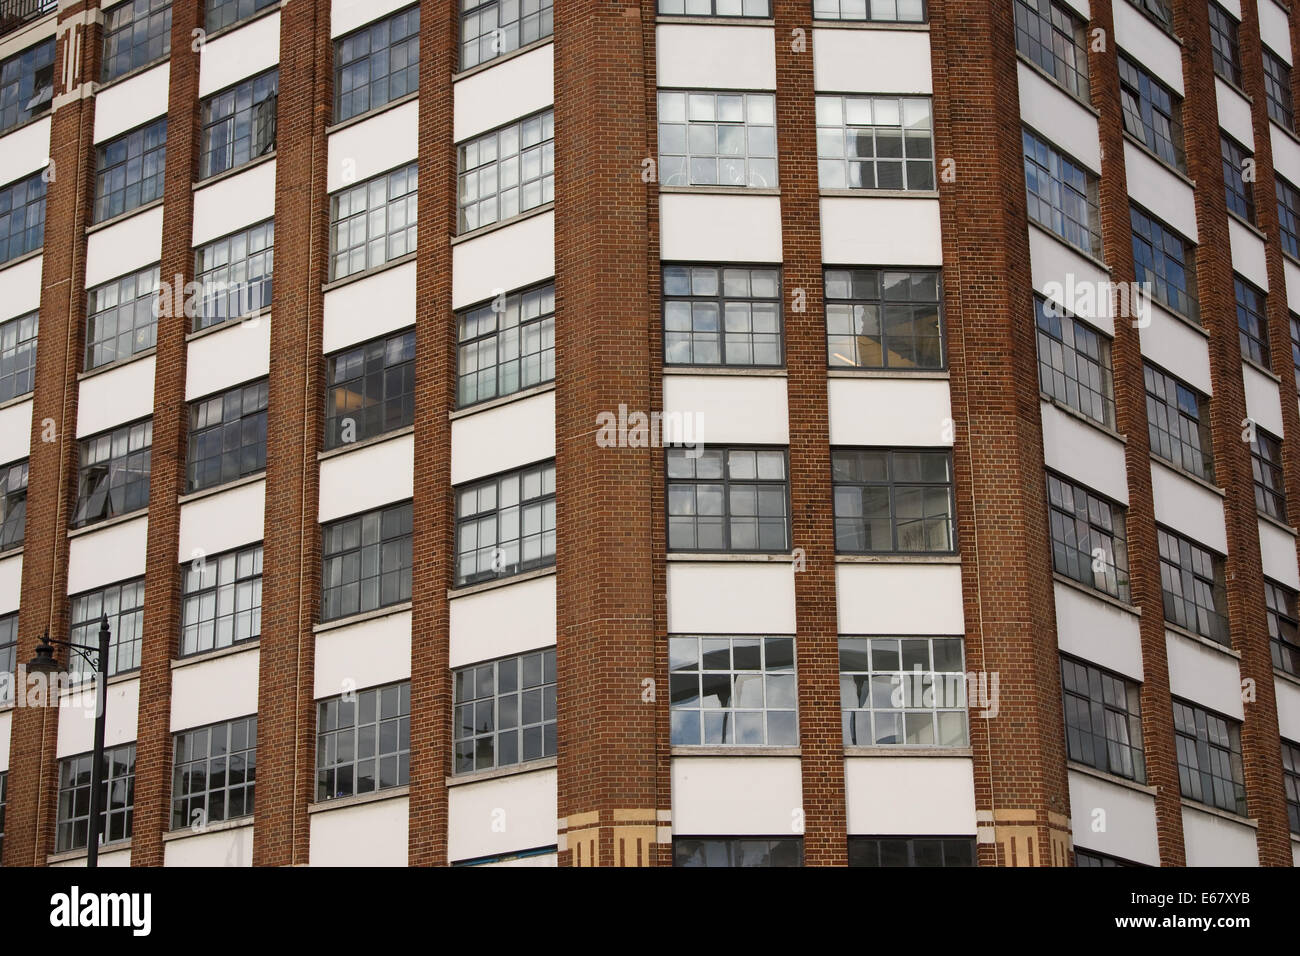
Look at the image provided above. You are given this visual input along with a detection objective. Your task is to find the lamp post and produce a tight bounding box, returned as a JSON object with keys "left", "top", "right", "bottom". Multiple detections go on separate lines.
{"left": 27, "top": 614, "right": 111, "bottom": 868}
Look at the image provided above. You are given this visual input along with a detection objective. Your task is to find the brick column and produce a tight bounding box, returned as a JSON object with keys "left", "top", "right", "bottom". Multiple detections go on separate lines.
{"left": 253, "top": 0, "right": 331, "bottom": 867}
{"left": 4, "top": 0, "right": 101, "bottom": 868}
{"left": 929, "top": 0, "right": 1072, "bottom": 866}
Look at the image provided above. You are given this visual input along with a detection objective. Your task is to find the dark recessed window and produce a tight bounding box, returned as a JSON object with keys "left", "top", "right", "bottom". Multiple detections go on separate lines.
{"left": 1278, "top": 175, "right": 1300, "bottom": 259}
{"left": 320, "top": 501, "right": 412, "bottom": 621}
{"left": 669, "top": 635, "right": 797, "bottom": 746}
{"left": 1208, "top": 3, "right": 1242, "bottom": 86}
{"left": 1118, "top": 54, "right": 1185, "bottom": 171}
{"left": 1282, "top": 739, "right": 1299, "bottom": 834}
{"left": 102, "top": 0, "right": 172, "bottom": 83}
{"left": 1130, "top": 0, "right": 1173, "bottom": 32}
{"left": 457, "top": 110, "right": 554, "bottom": 232}
{"left": 457, "top": 283, "right": 555, "bottom": 407}
{"left": 1144, "top": 364, "right": 1212, "bottom": 481}
{"left": 1263, "top": 46, "right": 1295, "bottom": 132}
{"left": 205, "top": 0, "right": 278, "bottom": 34}
{"left": 0, "top": 311, "right": 38, "bottom": 404}
{"left": 663, "top": 265, "right": 781, "bottom": 368}
{"left": 0, "top": 169, "right": 47, "bottom": 264}
{"left": 1061, "top": 654, "right": 1145, "bottom": 781}
{"left": 839, "top": 636, "right": 967, "bottom": 746}
{"left": 1221, "top": 133, "right": 1254, "bottom": 223}
{"left": 1266, "top": 579, "right": 1300, "bottom": 679}
{"left": 56, "top": 743, "right": 136, "bottom": 852}
{"left": 325, "top": 329, "right": 416, "bottom": 449}
{"left": 0, "top": 614, "right": 16, "bottom": 708}
{"left": 1075, "top": 848, "right": 1141, "bottom": 866}
{"left": 93, "top": 117, "right": 167, "bottom": 223}
{"left": 1014, "top": 0, "right": 1089, "bottom": 98}
{"left": 329, "top": 163, "right": 418, "bottom": 280}
{"left": 1158, "top": 526, "right": 1229, "bottom": 645}
{"left": 673, "top": 837, "right": 803, "bottom": 867}
{"left": 460, "top": 0, "right": 552, "bottom": 70}
{"left": 1251, "top": 427, "right": 1285, "bottom": 521}
{"left": 0, "top": 37, "right": 54, "bottom": 134}
{"left": 456, "top": 460, "right": 556, "bottom": 584}
{"left": 1023, "top": 128, "right": 1102, "bottom": 257}
{"left": 335, "top": 6, "right": 420, "bottom": 123}
{"left": 1173, "top": 698, "right": 1245, "bottom": 816}
{"left": 831, "top": 448, "right": 954, "bottom": 554}
{"left": 1035, "top": 297, "right": 1115, "bottom": 428}
{"left": 187, "top": 379, "right": 268, "bottom": 493}
{"left": 1235, "top": 276, "right": 1269, "bottom": 368}
{"left": 85, "top": 264, "right": 160, "bottom": 371}
{"left": 668, "top": 447, "right": 789, "bottom": 553}
{"left": 825, "top": 268, "right": 943, "bottom": 370}
{"left": 180, "top": 542, "right": 262, "bottom": 657}
{"left": 452, "top": 648, "right": 556, "bottom": 773}
{"left": 194, "top": 219, "right": 274, "bottom": 330}
{"left": 812, "top": 0, "right": 925, "bottom": 22}
{"left": 848, "top": 836, "right": 974, "bottom": 867}
{"left": 0, "top": 458, "right": 28, "bottom": 551}
{"left": 172, "top": 716, "right": 256, "bottom": 829}
{"left": 316, "top": 681, "right": 410, "bottom": 801}
{"left": 1047, "top": 473, "right": 1130, "bottom": 601}
{"left": 198, "top": 68, "right": 277, "bottom": 180}
{"left": 69, "top": 578, "right": 147, "bottom": 678}
{"left": 1130, "top": 205, "right": 1197, "bottom": 320}
{"left": 73, "top": 419, "right": 152, "bottom": 529}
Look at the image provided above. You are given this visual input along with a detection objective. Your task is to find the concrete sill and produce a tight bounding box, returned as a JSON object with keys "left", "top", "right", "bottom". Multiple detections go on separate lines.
{"left": 845, "top": 746, "right": 972, "bottom": 757}
{"left": 321, "top": 251, "right": 416, "bottom": 293}
{"left": 1257, "top": 511, "right": 1297, "bottom": 537}
{"left": 1066, "top": 760, "right": 1157, "bottom": 797}
{"left": 818, "top": 188, "right": 939, "bottom": 200}
{"left": 77, "top": 346, "right": 156, "bottom": 382}
{"left": 1226, "top": 209, "right": 1266, "bottom": 242}
{"left": 1165, "top": 621, "right": 1240, "bottom": 660}
{"left": 450, "top": 202, "right": 555, "bottom": 245}
{"left": 1039, "top": 394, "right": 1126, "bottom": 444}
{"left": 96, "top": 56, "right": 169, "bottom": 95}
{"left": 67, "top": 509, "right": 147, "bottom": 539}
{"left": 1149, "top": 454, "right": 1224, "bottom": 497}
{"left": 1052, "top": 572, "right": 1141, "bottom": 617}
{"left": 659, "top": 185, "right": 779, "bottom": 196}
{"left": 317, "top": 424, "right": 414, "bottom": 461}
{"left": 809, "top": 18, "right": 929, "bottom": 31}
{"left": 667, "top": 552, "right": 796, "bottom": 563}
{"left": 1179, "top": 798, "right": 1255, "bottom": 828}
{"left": 309, "top": 785, "right": 409, "bottom": 815}
{"left": 192, "top": 149, "right": 276, "bottom": 191}
{"left": 85, "top": 196, "right": 165, "bottom": 235}
{"left": 671, "top": 746, "right": 801, "bottom": 757}
{"left": 836, "top": 553, "right": 959, "bottom": 564}
{"left": 0, "top": 391, "right": 32, "bottom": 412}
{"left": 662, "top": 365, "right": 786, "bottom": 377}
{"left": 827, "top": 368, "right": 948, "bottom": 379}
{"left": 314, "top": 601, "right": 412, "bottom": 634}
{"left": 0, "top": 545, "right": 22, "bottom": 561}
{"left": 177, "top": 470, "right": 265, "bottom": 505}
{"left": 163, "top": 815, "right": 253, "bottom": 842}
{"left": 448, "top": 565, "right": 556, "bottom": 599}
{"left": 171, "top": 639, "right": 260, "bottom": 670}
{"left": 186, "top": 309, "right": 270, "bottom": 343}
{"left": 655, "top": 15, "right": 775, "bottom": 26}
{"left": 1026, "top": 220, "right": 1112, "bottom": 274}
{"left": 452, "top": 36, "right": 554, "bottom": 83}
{"left": 0, "top": 247, "right": 42, "bottom": 275}
{"left": 200, "top": 0, "right": 285, "bottom": 45}
{"left": 47, "top": 839, "right": 132, "bottom": 865}
{"left": 449, "top": 382, "right": 555, "bottom": 420}
{"left": 447, "top": 756, "right": 557, "bottom": 787}
{"left": 326, "top": 91, "right": 418, "bottom": 137}
{"left": 1243, "top": 357, "right": 1280, "bottom": 383}
{"left": 1015, "top": 52, "right": 1099, "bottom": 116}
{"left": 1122, "top": 130, "right": 1195, "bottom": 188}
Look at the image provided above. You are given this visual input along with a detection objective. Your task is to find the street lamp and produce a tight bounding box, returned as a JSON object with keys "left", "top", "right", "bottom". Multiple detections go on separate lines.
{"left": 27, "top": 614, "right": 111, "bottom": 868}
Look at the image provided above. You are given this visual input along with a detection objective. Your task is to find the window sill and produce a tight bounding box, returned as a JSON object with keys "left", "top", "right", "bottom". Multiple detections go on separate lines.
{"left": 659, "top": 185, "right": 779, "bottom": 197}
{"left": 1145, "top": 296, "right": 1207, "bottom": 337}
{"left": 450, "top": 382, "right": 555, "bottom": 420}
{"left": 96, "top": 56, "right": 170, "bottom": 94}
{"left": 671, "top": 746, "right": 801, "bottom": 757}
{"left": 667, "top": 552, "right": 796, "bottom": 563}
{"left": 452, "top": 35, "right": 555, "bottom": 83}
{"left": 47, "top": 839, "right": 132, "bottom": 865}
{"left": 447, "top": 756, "right": 557, "bottom": 787}
{"left": 201, "top": 0, "right": 286, "bottom": 44}
{"left": 192, "top": 149, "right": 277, "bottom": 191}
{"left": 655, "top": 15, "right": 775, "bottom": 26}
{"left": 1226, "top": 209, "right": 1265, "bottom": 241}
{"left": 450, "top": 202, "right": 555, "bottom": 245}
{"left": 835, "top": 553, "right": 959, "bottom": 565}
{"left": 57, "top": 668, "right": 141, "bottom": 698}
{"left": 1164, "top": 621, "right": 1239, "bottom": 660}
{"left": 1243, "top": 356, "right": 1280, "bottom": 383}
{"left": 177, "top": 470, "right": 266, "bottom": 505}
{"left": 1014, "top": 52, "right": 1098, "bottom": 116}
{"left": 1274, "top": 666, "right": 1300, "bottom": 690}
{"left": 844, "top": 745, "right": 972, "bottom": 757}
{"left": 67, "top": 509, "right": 147, "bottom": 538}
{"left": 1120, "top": 130, "right": 1194, "bottom": 188}
{"left": 1066, "top": 760, "right": 1157, "bottom": 796}
{"left": 1271, "top": 118, "right": 1300, "bottom": 152}
{"left": 0, "top": 390, "right": 34, "bottom": 411}
{"left": 318, "top": 424, "right": 414, "bottom": 461}
{"left": 1121, "top": 2, "right": 1182, "bottom": 44}
{"left": 85, "top": 196, "right": 165, "bottom": 235}
{"left": 448, "top": 564, "right": 556, "bottom": 599}
{"left": 1149, "top": 454, "right": 1224, "bottom": 497}
{"left": 325, "top": 91, "right": 419, "bottom": 136}
{"left": 661, "top": 365, "right": 787, "bottom": 378}
{"left": 321, "top": 251, "right": 416, "bottom": 293}
{"left": 818, "top": 188, "right": 939, "bottom": 200}
{"left": 0, "top": 110, "right": 55, "bottom": 144}
{"left": 1257, "top": 511, "right": 1297, "bottom": 537}
{"left": 172, "top": 638, "right": 260, "bottom": 670}
{"left": 827, "top": 367, "right": 948, "bottom": 380}
{"left": 1039, "top": 394, "right": 1126, "bottom": 444}
{"left": 1051, "top": 571, "right": 1140, "bottom": 616}
{"left": 77, "top": 345, "right": 157, "bottom": 382}
{"left": 0, "top": 247, "right": 43, "bottom": 275}
{"left": 163, "top": 814, "right": 253, "bottom": 841}
{"left": 0, "top": 545, "right": 22, "bottom": 561}
{"left": 1179, "top": 798, "right": 1254, "bottom": 828}
{"left": 1025, "top": 220, "right": 1111, "bottom": 274}
{"left": 308, "top": 784, "right": 409, "bottom": 815}
{"left": 186, "top": 308, "right": 270, "bottom": 342}
{"left": 314, "top": 600, "right": 412, "bottom": 634}
{"left": 809, "top": 18, "right": 929, "bottom": 31}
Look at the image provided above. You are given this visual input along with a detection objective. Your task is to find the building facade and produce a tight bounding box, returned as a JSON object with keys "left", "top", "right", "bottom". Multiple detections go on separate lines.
{"left": 0, "top": 0, "right": 1297, "bottom": 867}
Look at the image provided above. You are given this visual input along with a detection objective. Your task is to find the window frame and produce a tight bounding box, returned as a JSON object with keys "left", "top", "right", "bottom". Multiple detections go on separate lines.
{"left": 93, "top": 116, "right": 167, "bottom": 224}
{"left": 1266, "top": 578, "right": 1300, "bottom": 679}
{"left": 101, "top": 0, "right": 172, "bottom": 84}
{"left": 1158, "top": 525, "right": 1230, "bottom": 646}
{"left": 56, "top": 742, "right": 137, "bottom": 853}
{"left": 186, "top": 378, "right": 268, "bottom": 493}
{"left": 84, "top": 263, "right": 160, "bottom": 371}
{"left": 1144, "top": 362, "right": 1213, "bottom": 482}
{"left": 810, "top": 0, "right": 927, "bottom": 22}
{"left": 1250, "top": 426, "right": 1285, "bottom": 521}
{"left": 315, "top": 680, "right": 410, "bottom": 802}
{"left": 1207, "top": 3, "right": 1242, "bottom": 87}
{"left": 69, "top": 577, "right": 147, "bottom": 679}
{"left": 662, "top": 263, "right": 784, "bottom": 369}
{"left": 456, "top": 108, "right": 555, "bottom": 233}
{"left": 1118, "top": 52, "right": 1186, "bottom": 172}
{"left": 319, "top": 500, "right": 413, "bottom": 622}
{"left": 1060, "top": 653, "right": 1145, "bottom": 783}
{"left": 1221, "top": 132, "right": 1255, "bottom": 224}
{"left": 0, "top": 36, "right": 55, "bottom": 135}
{"left": 1235, "top": 275, "right": 1269, "bottom": 369}
{"left": 324, "top": 327, "right": 417, "bottom": 449}
{"left": 0, "top": 613, "right": 16, "bottom": 708}
{"left": 0, "top": 458, "right": 28, "bottom": 551}
{"left": 171, "top": 715, "right": 257, "bottom": 830}
{"left": 1046, "top": 471, "right": 1130, "bottom": 602}
{"left": 0, "top": 168, "right": 47, "bottom": 265}
{"left": 838, "top": 635, "right": 968, "bottom": 748}
{"left": 1130, "top": 203, "right": 1198, "bottom": 321}
{"left": 814, "top": 93, "right": 936, "bottom": 192}
{"left": 454, "top": 459, "right": 557, "bottom": 585}
{"left": 179, "top": 541, "right": 263, "bottom": 658}
{"left": 830, "top": 447, "right": 956, "bottom": 555}
{"left": 1263, "top": 45, "right": 1295, "bottom": 133}
{"left": 328, "top": 161, "right": 419, "bottom": 281}
{"left": 669, "top": 634, "right": 799, "bottom": 748}
{"left": 824, "top": 266, "right": 945, "bottom": 371}
{"left": 847, "top": 835, "right": 975, "bottom": 867}
{"left": 1022, "top": 126, "right": 1102, "bottom": 258}
{"left": 455, "top": 281, "right": 556, "bottom": 409}
{"left": 1283, "top": 738, "right": 1300, "bottom": 835}
{"left": 1013, "top": 0, "right": 1089, "bottom": 100}
{"left": 333, "top": 4, "right": 420, "bottom": 124}
{"left": 673, "top": 836, "right": 804, "bottom": 867}
{"left": 459, "top": 0, "right": 553, "bottom": 72}
{"left": 452, "top": 648, "right": 558, "bottom": 773}
{"left": 204, "top": 0, "right": 278, "bottom": 34}
{"left": 1172, "top": 697, "right": 1246, "bottom": 816}
{"left": 0, "top": 310, "right": 39, "bottom": 404}
{"left": 656, "top": 89, "right": 778, "bottom": 190}
{"left": 197, "top": 67, "right": 278, "bottom": 181}
{"left": 72, "top": 417, "right": 153, "bottom": 529}
{"left": 1278, "top": 174, "right": 1300, "bottom": 260}
{"left": 1035, "top": 296, "right": 1116, "bottom": 428}
{"left": 666, "top": 445, "right": 792, "bottom": 554}
{"left": 193, "top": 218, "right": 274, "bottom": 330}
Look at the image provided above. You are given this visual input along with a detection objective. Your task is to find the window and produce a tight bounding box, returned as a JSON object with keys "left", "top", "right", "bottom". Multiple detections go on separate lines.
{"left": 316, "top": 681, "right": 410, "bottom": 801}
{"left": 0, "top": 459, "right": 26, "bottom": 550}
{"left": 667, "top": 447, "right": 789, "bottom": 553}
{"left": 329, "top": 162, "right": 418, "bottom": 280}
{"left": 194, "top": 219, "right": 273, "bottom": 329}
{"left": 181, "top": 542, "right": 262, "bottom": 657}
{"left": 0, "top": 169, "right": 46, "bottom": 264}
{"left": 186, "top": 379, "right": 268, "bottom": 492}
{"left": 848, "top": 836, "right": 975, "bottom": 867}
{"left": 1061, "top": 654, "right": 1145, "bottom": 781}
{"left": 460, "top": 0, "right": 552, "bottom": 71}
{"left": 457, "top": 110, "right": 554, "bottom": 232}
{"left": 453, "top": 649, "right": 556, "bottom": 772}
{"left": 56, "top": 743, "right": 136, "bottom": 852}
{"left": 456, "top": 460, "right": 556, "bottom": 584}
{"left": 824, "top": 268, "right": 943, "bottom": 370}
{"left": 93, "top": 117, "right": 166, "bottom": 223}
{"left": 171, "top": 716, "right": 256, "bottom": 829}
{"left": 1131, "top": 206, "right": 1197, "bottom": 319}
{"left": 657, "top": 91, "right": 776, "bottom": 188}
{"left": 0, "top": 613, "right": 15, "bottom": 706}
{"left": 815, "top": 94, "right": 935, "bottom": 191}
{"left": 1264, "top": 47, "right": 1294, "bottom": 132}
{"left": 0, "top": 37, "right": 54, "bottom": 134}
{"left": 1208, "top": 4, "right": 1241, "bottom": 87}
{"left": 85, "top": 265, "right": 159, "bottom": 371}
{"left": 1251, "top": 428, "right": 1285, "bottom": 521}
{"left": 70, "top": 578, "right": 145, "bottom": 678}
{"left": 205, "top": 0, "right": 277, "bottom": 33}
{"left": 1075, "top": 848, "right": 1139, "bottom": 867}
{"left": 102, "top": 0, "right": 171, "bottom": 83}
{"left": 1118, "top": 54, "right": 1185, "bottom": 171}
{"left": 1047, "top": 473, "right": 1130, "bottom": 601}
{"left": 839, "top": 636, "right": 967, "bottom": 746}
{"left": 1144, "top": 364, "right": 1212, "bottom": 481}
{"left": 1013, "top": 0, "right": 1089, "bottom": 99}
{"left": 1158, "top": 527, "right": 1229, "bottom": 645}
{"left": 1022, "top": 128, "right": 1101, "bottom": 256}
{"left": 0, "top": 311, "right": 38, "bottom": 402}
{"left": 1292, "top": 315, "right": 1300, "bottom": 393}
{"left": 320, "top": 501, "right": 412, "bottom": 621}
{"left": 811, "top": 0, "right": 925, "bottom": 21}
{"left": 72, "top": 419, "right": 152, "bottom": 528}
{"left": 673, "top": 837, "right": 803, "bottom": 867}
{"left": 334, "top": 6, "right": 419, "bottom": 123}
{"left": 456, "top": 282, "right": 555, "bottom": 407}
{"left": 1283, "top": 739, "right": 1299, "bottom": 834}
{"left": 663, "top": 265, "right": 781, "bottom": 367}
{"left": 1279, "top": 175, "right": 1300, "bottom": 259}
{"left": 325, "top": 329, "right": 416, "bottom": 449}
{"left": 1036, "top": 298, "right": 1115, "bottom": 428}
{"left": 1235, "top": 277, "right": 1269, "bottom": 368}
{"left": 1173, "top": 699, "right": 1245, "bottom": 815}
{"left": 198, "top": 69, "right": 277, "bottom": 180}
{"left": 1221, "top": 133, "right": 1254, "bottom": 223}
{"left": 1267, "top": 579, "right": 1299, "bottom": 678}
{"left": 1130, "top": 0, "right": 1172, "bottom": 31}
{"left": 670, "top": 635, "right": 797, "bottom": 746}
{"left": 831, "top": 448, "right": 954, "bottom": 553}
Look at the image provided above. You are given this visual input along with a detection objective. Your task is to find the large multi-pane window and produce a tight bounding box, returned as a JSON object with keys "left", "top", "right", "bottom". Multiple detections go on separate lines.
{"left": 1013, "top": 0, "right": 1089, "bottom": 99}
{"left": 457, "top": 110, "right": 554, "bottom": 232}
{"left": 670, "top": 635, "right": 797, "bottom": 747}
{"left": 102, "top": 0, "right": 171, "bottom": 83}
{"left": 1131, "top": 0, "right": 1173, "bottom": 30}
{"left": 815, "top": 95, "right": 935, "bottom": 191}
{"left": 186, "top": 379, "right": 268, "bottom": 492}
{"left": 1267, "top": 579, "right": 1300, "bottom": 678}
{"left": 1235, "top": 277, "right": 1269, "bottom": 367}
{"left": 1264, "top": 47, "right": 1295, "bottom": 132}
{"left": 659, "top": 0, "right": 767, "bottom": 12}
{"left": 460, "top": 0, "right": 552, "bottom": 71}
{"left": 72, "top": 419, "right": 152, "bottom": 528}
{"left": 56, "top": 744, "right": 136, "bottom": 852}
{"left": 180, "top": 543, "right": 262, "bottom": 657}
{"left": 0, "top": 170, "right": 46, "bottom": 264}
{"left": 1208, "top": 3, "right": 1242, "bottom": 87}
{"left": 1036, "top": 298, "right": 1115, "bottom": 428}
{"left": 1158, "top": 527, "right": 1229, "bottom": 645}
{"left": 85, "top": 265, "right": 159, "bottom": 370}
{"left": 848, "top": 837, "right": 975, "bottom": 867}
{"left": 1283, "top": 739, "right": 1300, "bottom": 834}
{"left": 198, "top": 69, "right": 277, "bottom": 180}
{"left": 1144, "top": 364, "right": 1212, "bottom": 481}
{"left": 334, "top": 6, "right": 419, "bottom": 123}
{"left": 93, "top": 117, "right": 167, "bottom": 223}
{"left": 1292, "top": 315, "right": 1300, "bottom": 393}
{"left": 194, "top": 219, "right": 274, "bottom": 330}
{"left": 0, "top": 311, "right": 38, "bottom": 403}
{"left": 824, "top": 268, "right": 943, "bottom": 370}
{"left": 663, "top": 265, "right": 781, "bottom": 367}
{"left": 1075, "top": 848, "right": 1140, "bottom": 867}
{"left": 1023, "top": 128, "right": 1101, "bottom": 257}
{"left": 1173, "top": 699, "right": 1245, "bottom": 815}
{"left": 456, "top": 460, "right": 556, "bottom": 584}
{"left": 316, "top": 682, "right": 410, "bottom": 801}
{"left": 1061, "top": 655, "right": 1144, "bottom": 781}
{"left": 456, "top": 283, "right": 555, "bottom": 407}
{"left": 171, "top": 716, "right": 256, "bottom": 830}
{"left": 667, "top": 447, "right": 789, "bottom": 553}
{"left": 831, "top": 448, "right": 954, "bottom": 554}
{"left": 0, "top": 459, "right": 27, "bottom": 550}
{"left": 811, "top": 0, "right": 924, "bottom": 20}
{"left": 329, "top": 162, "right": 418, "bottom": 280}
{"left": 1251, "top": 428, "right": 1286, "bottom": 521}
{"left": 453, "top": 649, "right": 556, "bottom": 773}
{"left": 1118, "top": 54, "right": 1185, "bottom": 171}
{"left": 673, "top": 837, "right": 803, "bottom": 867}
{"left": 0, "top": 613, "right": 15, "bottom": 706}
{"left": 1131, "top": 205, "right": 1197, "bottom": 319}
{"left": 0, "top": 38, "right": 54, "bottom": 134}
{"left": 205, "top": 0, "right": 278, "bottom": 33}
{"left": 320, "top": 501, "right": 413, "bottom": 621}
{"left": 1047, "top": 473, "right": 1129, "bottom": 602}
{"left": 325, "top": 329, "right": 416, "bottom": 449}
{"left": 70, "top": 579, "right": 146, "bottom": 678}
{"left": 1278, "top": 175, "right": 1300, "bottom": 259}
{"left": 839, "top": 636, "right": 967, "bottom": 747}
{"left": 1221, "top": 134, "right": 1254, "bottom": 223}
{"left": 657, "top": 91, "right": 777, "bottom": 189}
